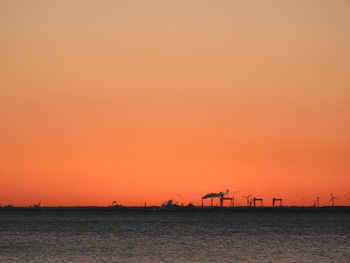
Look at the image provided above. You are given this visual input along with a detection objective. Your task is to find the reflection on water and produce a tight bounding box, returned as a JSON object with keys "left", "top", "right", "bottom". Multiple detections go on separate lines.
{"left": 0, "top": 211, "right": 349, "bottom": 263}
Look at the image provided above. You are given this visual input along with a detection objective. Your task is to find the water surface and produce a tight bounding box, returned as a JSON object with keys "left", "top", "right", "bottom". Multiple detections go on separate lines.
{"left": 0, "top": 211, "right": 349, "bottom": 262}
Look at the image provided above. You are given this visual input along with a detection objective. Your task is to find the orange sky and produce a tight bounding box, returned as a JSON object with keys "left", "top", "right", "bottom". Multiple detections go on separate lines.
{"left": 0, "top": 1, "right": 349, "bottom": 207}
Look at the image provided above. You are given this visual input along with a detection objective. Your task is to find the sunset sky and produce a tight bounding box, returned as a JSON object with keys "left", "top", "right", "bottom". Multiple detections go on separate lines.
{"left": 1, "top": 1, "right": 349, "bottom": 207}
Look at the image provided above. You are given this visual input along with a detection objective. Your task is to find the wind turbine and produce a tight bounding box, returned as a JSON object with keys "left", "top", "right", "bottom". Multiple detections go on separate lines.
{"left": 329, "top": 192, "right": 339, "bottom": 206}
{"left": 242, "top": 194, "right": 253, "bottom": 207}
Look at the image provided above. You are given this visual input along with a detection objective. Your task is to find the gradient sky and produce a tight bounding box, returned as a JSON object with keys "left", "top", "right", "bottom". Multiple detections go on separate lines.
{"left": 1, "top": 0, "right": 349, "bottom": 206}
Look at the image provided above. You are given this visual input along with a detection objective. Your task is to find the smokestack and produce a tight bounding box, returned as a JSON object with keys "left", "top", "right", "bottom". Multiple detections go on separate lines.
{"left": 201, "top": 192, "right": 225, "bottom": 199}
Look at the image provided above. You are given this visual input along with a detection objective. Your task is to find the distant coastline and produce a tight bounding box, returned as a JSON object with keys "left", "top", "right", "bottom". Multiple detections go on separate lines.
{"left": 1, "top": 206, "right": 349, "bottom": 213}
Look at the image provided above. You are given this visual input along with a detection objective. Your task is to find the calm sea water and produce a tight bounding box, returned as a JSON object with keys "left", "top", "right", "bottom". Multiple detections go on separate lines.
{"left": 0, "top": 211, "right": 349, "bottom": 263}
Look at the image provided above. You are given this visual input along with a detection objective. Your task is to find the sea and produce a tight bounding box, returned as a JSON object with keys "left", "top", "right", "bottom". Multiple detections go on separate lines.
{"left": 0, "top": 211, "right": 349, "bottom": 263}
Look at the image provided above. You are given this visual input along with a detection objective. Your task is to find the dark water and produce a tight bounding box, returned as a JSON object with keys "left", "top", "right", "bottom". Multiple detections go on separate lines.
{"left": 0, "top": 211, "right": 349, "bottom": 263}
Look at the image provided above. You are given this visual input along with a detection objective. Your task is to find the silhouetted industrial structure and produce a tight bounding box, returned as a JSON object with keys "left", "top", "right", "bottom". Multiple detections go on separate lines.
{"left": 253, "top": 197, "right": 263, "bottom": 207}
{"left": 201, "top": 190, "right": 235, "bottom": 207}
{"left": 272, "top": 198, "right": 283, "bottom": 207}
{"left": 220, "top": 196, "right": 234, "bottom": 207}
{"left": 6, "top": 188, "right": 349, "bottom": 211}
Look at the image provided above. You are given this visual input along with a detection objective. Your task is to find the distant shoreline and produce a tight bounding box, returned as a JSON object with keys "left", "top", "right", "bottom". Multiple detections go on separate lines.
{"left": 1, "top": 206, "right": 349, "bottom": 213}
